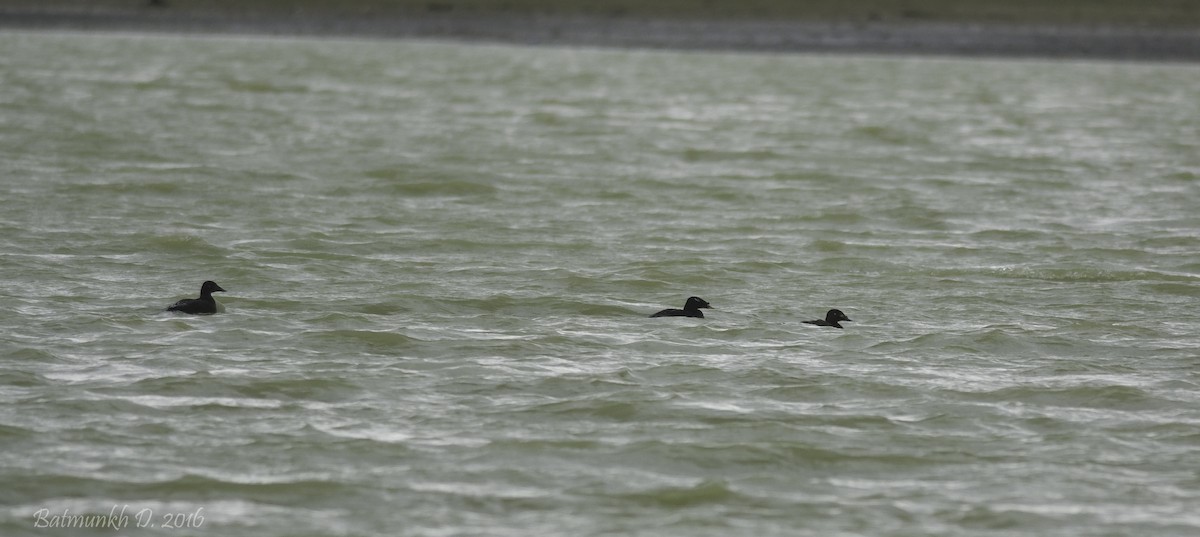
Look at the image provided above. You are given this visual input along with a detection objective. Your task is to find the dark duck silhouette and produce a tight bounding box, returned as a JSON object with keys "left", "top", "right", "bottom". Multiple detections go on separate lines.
{"left": 803, "top": 309, "right": 852, "bottom": 329}
{"left": 167, "top": 281, "right": 226, "bottom": 315}
{"left": 650, "top": 296, "right": 711, "bottom": 318}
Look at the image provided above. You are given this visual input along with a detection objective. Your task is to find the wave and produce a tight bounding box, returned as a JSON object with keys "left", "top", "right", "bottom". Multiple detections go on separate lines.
{"left": 363, "top": 168, "right": 499, "bottom": 197}
{"left": 920, "top": 265, "right": 1197, "bottom": 284}
{"left": 615, "top": 479, "right": 738, "bottom": 508}
{"left": 967, "top": 383, "right": 1165, "bottom": 411}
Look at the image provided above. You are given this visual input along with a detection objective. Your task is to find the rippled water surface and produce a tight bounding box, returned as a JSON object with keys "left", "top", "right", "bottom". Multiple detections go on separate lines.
{"left": 2, "top": 31, "right": 1199, "bottom": 536}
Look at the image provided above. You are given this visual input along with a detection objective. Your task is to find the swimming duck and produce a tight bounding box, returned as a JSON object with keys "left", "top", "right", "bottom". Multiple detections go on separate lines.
{"left": 167, "top": 281, "right": 226, "bottom": 315}
{"left": 650, "top": 296, "right": 711, "bottom": 318}
{"left": 803, "top": 309, "right": 852, "bottom": 328}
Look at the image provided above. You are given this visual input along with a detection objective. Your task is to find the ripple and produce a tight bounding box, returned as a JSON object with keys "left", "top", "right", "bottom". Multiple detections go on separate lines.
{"left": 617, "top": 479, "right": 739, "bottom": 508}
{"left": 972, "top": 384, "right": 1167, "bottom": 411}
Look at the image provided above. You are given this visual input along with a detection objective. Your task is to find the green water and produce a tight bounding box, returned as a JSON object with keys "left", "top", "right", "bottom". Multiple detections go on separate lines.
{"left": 1, "top": 31, "right": 1199, "bottom": 536}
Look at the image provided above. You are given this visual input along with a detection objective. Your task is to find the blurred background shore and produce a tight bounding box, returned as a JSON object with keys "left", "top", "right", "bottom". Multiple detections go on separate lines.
{"left": 2, "top": 0, "right": 1199, "bottom": 59}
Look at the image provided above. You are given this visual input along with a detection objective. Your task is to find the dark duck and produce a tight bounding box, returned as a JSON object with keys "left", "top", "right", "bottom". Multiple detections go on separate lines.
{"left": 650, "top": 296, "right": 711, "bottom": 318}
{"left": 803, "top": 309, "right": 852, "bottom": 329}
{"left": 167, "top": 280, "right": 226, "bottom": 315}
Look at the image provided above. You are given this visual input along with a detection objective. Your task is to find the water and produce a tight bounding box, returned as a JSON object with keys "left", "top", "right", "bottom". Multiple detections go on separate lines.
{"left": 2, "top": 31, "right": 1199, "bottom": 536}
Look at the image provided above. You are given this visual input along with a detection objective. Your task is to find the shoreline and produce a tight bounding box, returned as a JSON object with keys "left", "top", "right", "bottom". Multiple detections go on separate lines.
{"left": 3, "top": 8, "right": 1200, "bottom": 61}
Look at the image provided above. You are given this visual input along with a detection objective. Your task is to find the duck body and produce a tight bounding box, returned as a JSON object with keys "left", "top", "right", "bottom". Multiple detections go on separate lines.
{"left": 803, "top": 308, "right": 852, "bottom": 329}
{"left": 167, "top": 280, "right": 226, "bottom": 315}
{"left": 651, "top": 296, "right": 711, "bottom": 318}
